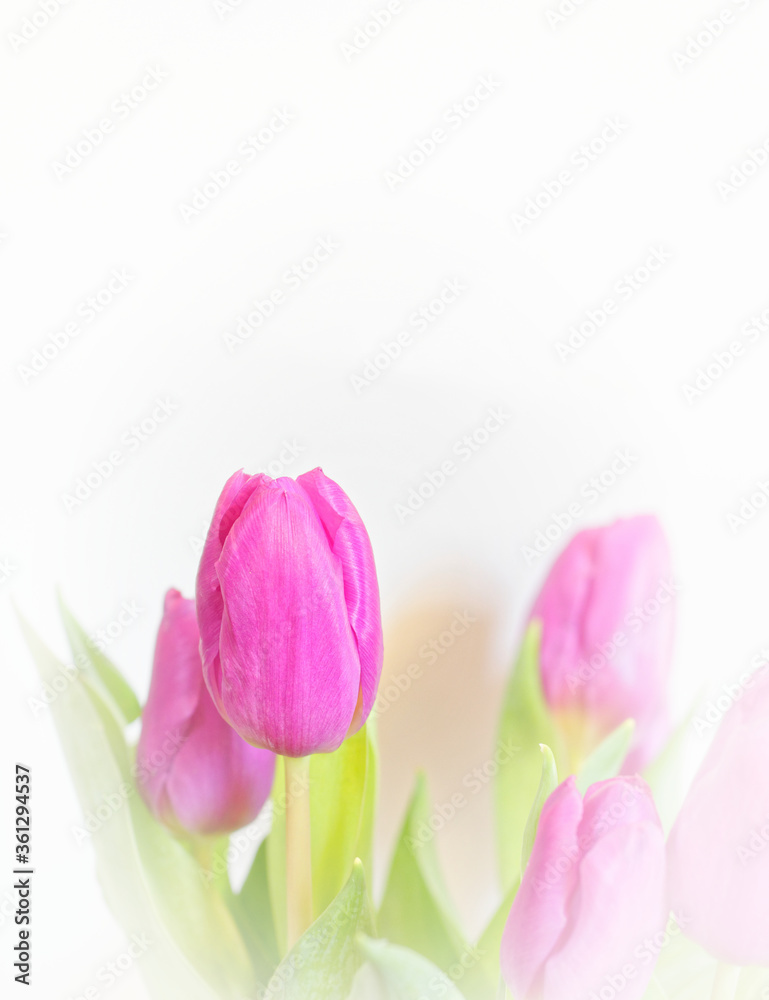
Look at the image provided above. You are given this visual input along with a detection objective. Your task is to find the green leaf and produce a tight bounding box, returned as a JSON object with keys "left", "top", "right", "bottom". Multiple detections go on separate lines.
{"left": 267, "top": 726, "right": 378, "bottom": 956}
{"left": 643, "top": 711, "right": 695, "bottom": 834}
{"left": 232, "top": 837, "right": 280, "bottom": 986}
{"left": 58, "top": 595, "right": 141, "bottom": 724}
{"left": 310, "top": 722, "right": 378, "bottom": 915}
{"left": 351, "top": 935, "right": 467, "bottom": 999}
{"left": 576, "top": 719, "right": 635, "bottom": 795}
{"left": 267, "top": 757, "right": 289, "bottom": 958}
{"left": 521, "top": 744, "right": 558, "bottom": 872}
{"left": 20, "top": 614, "right": 255, "bottom": 1000}
{"left": 378, "top": 774, "right": 470, "bottom": 980}
{"left": 263, "top": 859, "right": 373, "bottom": 999}
{"left": 494, "top": 622, "right": 566, "bottom": 891}
{"left": 472, "top": 882, "right": 519, "bottom": 999}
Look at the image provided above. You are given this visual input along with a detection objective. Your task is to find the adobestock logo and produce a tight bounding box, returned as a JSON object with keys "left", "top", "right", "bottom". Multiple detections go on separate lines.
{"left": 339, "top": 0, "right": 417, "bottom": 63}
{"left": 18, "top": 268, "right": 135, "bottom": 385}
{"left": 8, "top": 0, "right": 72, "bottom": 52}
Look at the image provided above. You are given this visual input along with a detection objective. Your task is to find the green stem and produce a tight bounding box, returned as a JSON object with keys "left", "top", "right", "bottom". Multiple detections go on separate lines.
{"left": 711, "top": 963, "right": 741, "bottom": 1000}
{"left": 189, "top": 835, "right": 231, "bottom": 896}
{"left": 284, "top": 755, "right": 313, "bottom": 948}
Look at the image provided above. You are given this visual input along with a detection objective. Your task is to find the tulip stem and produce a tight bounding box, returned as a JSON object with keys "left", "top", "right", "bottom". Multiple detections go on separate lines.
{"left": 711, "top": 963, "right": 741, "bottom": 1000}
{"left": 284, "top": 755, "right": 313, "bottom": 949}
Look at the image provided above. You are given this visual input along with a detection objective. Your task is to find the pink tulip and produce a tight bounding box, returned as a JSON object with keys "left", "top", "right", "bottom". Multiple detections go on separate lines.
{"left": 196, "top": 468, "right": 383, "bottom": 758}
{"left": 667, "top": 665, "right": 769, "bottom": 965}
{"left": 530, "top": 516, "right": 675, "bottom": 771}
{"left": 136, "top": 589, "right": 275, "bottom": 836}
{"left": 502, "top": 776, "right": 667, "bottom": 1000}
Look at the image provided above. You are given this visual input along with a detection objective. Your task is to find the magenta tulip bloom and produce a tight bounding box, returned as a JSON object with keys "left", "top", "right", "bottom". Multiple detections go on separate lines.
{"left": 531, "top": 516, "right": 675, "bottom": 771}
{"left": 196, "top": 468, "right": 383, "bottom": 758}
{"left": 667, "top": 665, "right": 769, "bottom": 965}
{"left": 502, "top": 776, "right": 666, "bottom": 1000}
{"left": 136, "top": 590, "right": 275, "bottom": 836}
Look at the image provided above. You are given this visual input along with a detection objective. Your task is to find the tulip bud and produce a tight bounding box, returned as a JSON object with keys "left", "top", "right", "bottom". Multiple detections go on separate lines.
{"left": 530, "top": 516, "right": 674, "bottom": 771}
{"left": 667, "top": 665, "right": 769, "bottom": 965}
{"left": 196, "top": 468, "right": 384, "bottom": 758}
{"left": 136, "top": 589, "right": 275, "bottom": 836}
{"left": 501, "top": 776, "right": 666, "bottom": 1000}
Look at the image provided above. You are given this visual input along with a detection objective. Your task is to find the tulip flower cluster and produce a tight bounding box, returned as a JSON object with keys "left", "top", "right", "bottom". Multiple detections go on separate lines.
{"left": 33, "top": 470, "right": 769, "bottom": 1000}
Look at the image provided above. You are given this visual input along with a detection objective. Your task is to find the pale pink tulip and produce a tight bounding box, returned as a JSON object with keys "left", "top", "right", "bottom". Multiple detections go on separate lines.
{"left": 502, "top": 775, "right": 667, "bottom": 1000}
{"left": 667, "top": 665, "right": 769, "bottom": 965}
{"left": 531, "top": 516, "right": 675, "bottom": 770}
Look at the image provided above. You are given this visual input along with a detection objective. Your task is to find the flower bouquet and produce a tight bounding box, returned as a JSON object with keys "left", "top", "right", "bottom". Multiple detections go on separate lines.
{"left": 24, "top": 468, "right": 769, "bottom": 1000}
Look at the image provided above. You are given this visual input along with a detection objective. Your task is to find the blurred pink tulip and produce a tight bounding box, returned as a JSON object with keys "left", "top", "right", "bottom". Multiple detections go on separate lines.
{"left": 531, "top": 516, "right": 675, "bottom": 770}
{"left": 502, "top": 776, "right": 667, "bottom": 1000}
{"left": 137, "top": 589, "right": 275, "bottom": 836}
{"left": 196, "top": 468, "right": 383, "bottom": 758}
{"left": 667, "top": 665, "right": 769, "bottom": 965}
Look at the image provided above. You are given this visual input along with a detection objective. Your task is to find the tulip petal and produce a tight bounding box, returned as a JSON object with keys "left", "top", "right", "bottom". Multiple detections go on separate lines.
{"left": 531, "top": 516, "right": 674, "bottom": 771}
{"left": 543, "top": 822, "right": 666, "bottom": 1000}
{"left": 667, "top": 666, "right": 769, "bottom": 965}
{"left": 137, "top": 590, "right": 203, "bottom": 820}
{"left": 197, "top": 471, "right": 269, "bottom": 710}
{"left": 137, "top": 589, "right": 275, "bottom": 836}
{"left": 502, "top": 776, "right": 666, "bottom": 1000}
{"left": 166, "top": 687, "right": 275, "bottom": 835}
{"left": 297, "top": 468, "right": 383, "bottom": 732}
{"left": 501, "top": 778, "right": 584, "bottom": 997}
{"left": 216, "top": 480, "right": 361, "bottom": 756}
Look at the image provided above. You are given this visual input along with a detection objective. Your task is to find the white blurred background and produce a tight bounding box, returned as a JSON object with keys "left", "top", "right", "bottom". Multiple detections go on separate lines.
{"left": 3, "top": 0, "right": 769, "bottom": 996}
